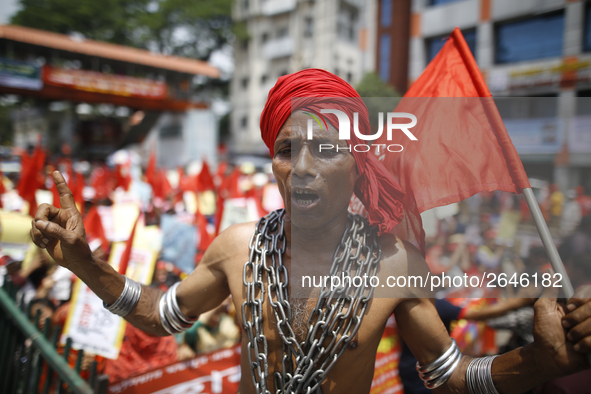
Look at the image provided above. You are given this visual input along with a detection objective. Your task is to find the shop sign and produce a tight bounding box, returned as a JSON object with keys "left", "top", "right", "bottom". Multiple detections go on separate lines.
{"left": 504, "top": 118, "right": 564, "bottom": 155}
{"left": 0, "top": 58, "right": 42, "bottom": 90}
{"left": 44, "top": 66, "right": 167, "bottom": 99}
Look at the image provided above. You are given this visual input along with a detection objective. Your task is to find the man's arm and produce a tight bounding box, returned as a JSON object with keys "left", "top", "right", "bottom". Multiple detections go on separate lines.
{"left": 463, "top": 297, "right": 535, "bottom": 321}
{"left": 395, "top": 241, "right": 591, "bottom": 394}
{"left": 29, "top": 171, "right": 232, "bottom": 336}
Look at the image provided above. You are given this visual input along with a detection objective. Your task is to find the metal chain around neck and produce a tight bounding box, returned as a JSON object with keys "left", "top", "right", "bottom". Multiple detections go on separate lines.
{"left": 242, "top": 209, "right": 381, "bottom": 394}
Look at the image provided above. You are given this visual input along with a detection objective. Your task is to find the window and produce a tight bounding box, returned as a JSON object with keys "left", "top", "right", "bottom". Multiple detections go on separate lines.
{"left": 379, "top": 34, "right": 391, "bottom": 82}
{"left": 346, "top": 72, "right": 353, "bottom": 83}
{"left": 240, "top": 39, "right": 249, "bottom": 50}
{"left": 381, "top": 0, "right": 392, "bottom": 27}
{"left": 241, "top": 77, "right": 249, "bottom": 89}
{"left": 337, "top": 2, "right": 359, "bottom": 43}
{"left": 495, "top": 95, "right": 558, "bottom": 120}
{"left": 429, "top": 0, "right": 464, "bottom": 5}
{"left": 427, "top": 29, "right": 476, "bottom": 63}
{"left": 584, "top": 4, "right": 591, "bottom": 52}
{"left": 304, "top": 17, "right": 314, "bottom": 38}
{"left": 260, "top": 74, "right": 268, "bottom": 84}
{"left": 261, "top": 32, "right": 269, "bottom": 43}
{"left": 576, "top": 90, "right": 591, "bottom": 115}
{"left": 495, "top": 12, "right": 564, "bottom": 64}
{"left": 277, "top": 27, "right": 289, "bottom": 38}
{"left": 241, "top": 116, "right": 248, "bottom": 128}
{"left": 279, "top": 70, "right": 288, "bottom": 77}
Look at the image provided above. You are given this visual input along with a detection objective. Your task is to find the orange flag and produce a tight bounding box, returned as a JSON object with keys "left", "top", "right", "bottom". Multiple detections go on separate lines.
{"left": 371, "top": 28, "right": 530, "bottom": 253}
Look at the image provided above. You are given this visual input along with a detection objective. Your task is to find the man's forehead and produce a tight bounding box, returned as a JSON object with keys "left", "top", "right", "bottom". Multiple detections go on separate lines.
{"left": 276, "top": 111, "right": 339, "bottom": 142}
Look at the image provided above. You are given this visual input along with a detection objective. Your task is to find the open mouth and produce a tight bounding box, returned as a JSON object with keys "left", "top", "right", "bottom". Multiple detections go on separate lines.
{"left": 292, "top": 189, "right": 320, "bottom": 207}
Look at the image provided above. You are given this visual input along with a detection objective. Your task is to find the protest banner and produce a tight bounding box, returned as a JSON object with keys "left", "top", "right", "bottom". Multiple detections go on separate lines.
{"left": 108, "top": 345, "right": 241, "bottom": 394}
{"left": 370, "top": 315, "right": 403, "bottom": 394}
{"left": 61, "top": 280, "right": 127, "bottom": 359}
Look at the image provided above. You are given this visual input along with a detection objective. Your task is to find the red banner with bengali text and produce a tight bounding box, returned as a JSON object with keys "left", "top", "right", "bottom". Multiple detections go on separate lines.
{"left": 108, "top": 345, "right": 241, "bottom": 394}
{"left": 43, "top": 66, "right": 167, "bottom": 99}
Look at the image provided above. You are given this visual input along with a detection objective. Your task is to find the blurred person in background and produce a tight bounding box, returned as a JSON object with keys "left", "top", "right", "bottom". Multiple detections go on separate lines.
{"left": 559, "top": 215, "right": 591, "bottom": 267}
{"left": 476, "top": 230, "right": 505, "bottom": 273}
{"left": 560, "top": 190, "right": 582, "bottom": 238}
{"left": 576, "top": 186, "right": 591, "bottom": 217}
{"left": 177, "top": 296, "right": 240, "bottom": 360}
{"left": 548, "top": 184, "right": 564, "bottom": 226}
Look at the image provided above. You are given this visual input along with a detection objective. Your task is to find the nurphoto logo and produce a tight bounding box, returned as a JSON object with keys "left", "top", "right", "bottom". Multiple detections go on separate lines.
{"left": 303, "top": 108, "right": 418, "bottom": 154}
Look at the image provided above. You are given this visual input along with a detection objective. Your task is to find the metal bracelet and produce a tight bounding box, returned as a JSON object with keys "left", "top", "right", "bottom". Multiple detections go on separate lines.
{"left": 158, "top": 282, "right": 198, "bottom": 335}
{"left": 416, "top": 338, "right": 462, "bottom": 389}
{"left": 103, "top": 276, "right": 142, "bottom": 317}
{"left": 466, "top": 355, "right": 499, "bottom": 394}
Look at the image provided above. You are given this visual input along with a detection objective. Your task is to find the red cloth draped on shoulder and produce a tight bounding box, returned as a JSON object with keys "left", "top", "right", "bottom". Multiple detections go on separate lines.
{"left": 259, "top": 68, "right": 405, "bottom": 235}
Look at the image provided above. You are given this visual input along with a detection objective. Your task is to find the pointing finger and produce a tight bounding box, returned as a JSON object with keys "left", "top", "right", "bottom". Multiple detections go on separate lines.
{"left": 52, "top": 171, "right": 78, "bottom": 211}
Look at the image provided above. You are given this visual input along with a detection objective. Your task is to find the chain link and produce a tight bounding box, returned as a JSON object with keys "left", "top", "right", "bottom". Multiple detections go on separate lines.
{"left": 242, "top": 209, "right": 381, "bottom": 394}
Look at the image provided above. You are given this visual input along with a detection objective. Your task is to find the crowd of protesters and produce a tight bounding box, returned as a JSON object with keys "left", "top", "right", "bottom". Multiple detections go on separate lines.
{"left": 1, "top": 146, "right": 591, "bottom": 391}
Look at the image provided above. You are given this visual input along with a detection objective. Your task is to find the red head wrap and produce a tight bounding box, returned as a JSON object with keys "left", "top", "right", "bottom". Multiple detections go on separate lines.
{"left": 260, "top": 68, "right": 405, "bottom": 234}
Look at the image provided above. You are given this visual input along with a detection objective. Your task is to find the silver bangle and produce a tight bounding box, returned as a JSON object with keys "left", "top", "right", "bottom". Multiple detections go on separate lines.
{"left": 466, "top": 355, "right": 499, "bottom": 394}
{"left": 103, "top": 276, "right": 142, "bottom": 317}
{"left": 416, "top": 338, "right": 462, "bottom": 389}
{"left": 158, "top": 282, "right": 198, "bottom": 335}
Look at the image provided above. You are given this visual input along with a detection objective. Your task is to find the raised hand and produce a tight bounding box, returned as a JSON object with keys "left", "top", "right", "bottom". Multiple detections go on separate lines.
{"left": 532, "top": 278, "right": 590, "bottom": 378}
{"left": 30, "top": 171, "right": 91, "bottom": 270}
{"left": 561, "top": 284, "right": 591, "bottom": 359}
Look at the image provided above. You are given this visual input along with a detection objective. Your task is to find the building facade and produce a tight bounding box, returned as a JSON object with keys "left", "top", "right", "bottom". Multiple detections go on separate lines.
{"left": 407, "top": 0, "right": 591, "bottom": 193}
{"left": 230, "top": 0, "right": 377, "bottom": 155}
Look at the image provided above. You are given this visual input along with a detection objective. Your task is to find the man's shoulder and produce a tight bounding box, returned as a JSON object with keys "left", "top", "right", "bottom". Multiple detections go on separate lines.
{"left": 378, "top": 233, "right": 422, "bottom": 262}
{"left": 202, "top": 221, "right": 258, "bottom": 266}
{"left": 377, "top": 233, "right": 429, "bottom": 276}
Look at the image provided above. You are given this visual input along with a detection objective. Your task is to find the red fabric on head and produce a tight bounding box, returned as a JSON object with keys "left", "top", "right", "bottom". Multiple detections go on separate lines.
{"left": 260, "top": 68, "right": 405, "bottom": 234}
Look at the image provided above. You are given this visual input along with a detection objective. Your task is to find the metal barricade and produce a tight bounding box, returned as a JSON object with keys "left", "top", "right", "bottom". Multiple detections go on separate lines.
{"left": 0, "top": 280, "right": 108, "bottom": 394}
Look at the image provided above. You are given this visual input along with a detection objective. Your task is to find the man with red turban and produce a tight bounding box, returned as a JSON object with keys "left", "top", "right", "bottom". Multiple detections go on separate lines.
{"left": 31, "top": 69, "right": 591, "bottom": 394}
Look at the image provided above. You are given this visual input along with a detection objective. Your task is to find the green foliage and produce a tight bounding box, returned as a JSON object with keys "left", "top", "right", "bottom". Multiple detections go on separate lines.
{"left": 355, "top": 72, "right": 400, "bottom": 98}
{"left": 356, "top": 72, "right": 401, "bottom": 132}
{"left": 12, "top": 0, "right": 150, "bottom": 47}
{"left": 11, "top": 0, "right": 235, "bottom": 61}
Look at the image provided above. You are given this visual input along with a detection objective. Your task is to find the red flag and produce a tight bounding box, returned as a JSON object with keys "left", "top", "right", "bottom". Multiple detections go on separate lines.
{"left": 151, "top": 169, "right": 172, "bottom": 199}
{"left": 16, "top": 144, "right": 46, "bottom": 216}
{"left": 91, "top": 165, "right": 113, "bottom": 201}
{"left": 214, "top": 193, "right": 225, "bottom": 236}
{"left": 370, "top": 27, "right": 530, "bottom": 253}
{"left": 115, "top": 164, "right": 131, "bottom": 191}
{"left": 118, "top": 213, "right": 141, "bottom": 275}
{"left": 197, "top": 161, "right": 215, "bottom": 192}
{"left": 71, "top": 172, "right": 85, "bottom": 207}
{"left": 195, "top": 210, "right": 215, "bottom": 262}
{"left": 145, "top": 150, "right": 156, "bottom": 186}
{"left": 84, "top": 206, "right": 109, "bottom": 252}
